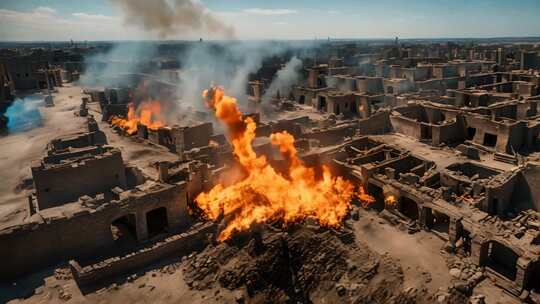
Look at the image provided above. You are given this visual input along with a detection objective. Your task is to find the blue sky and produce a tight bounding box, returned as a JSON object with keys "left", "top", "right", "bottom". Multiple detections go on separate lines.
{"left": 0, "top": 0, "right": 539, "bottom": 41}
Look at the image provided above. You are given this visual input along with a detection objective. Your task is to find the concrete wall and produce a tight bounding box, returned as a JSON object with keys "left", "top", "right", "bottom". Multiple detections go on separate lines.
{"left": 0, "top": 207, "right": 113, "bottom": 279}
{"left": 484, "top": 173, "right": 518, "bottom": 216}
{"left": 324, "top": 94, "right": 356, "bottom": 116}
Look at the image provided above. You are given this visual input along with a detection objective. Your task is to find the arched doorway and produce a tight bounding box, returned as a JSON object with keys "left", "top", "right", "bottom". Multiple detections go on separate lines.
{"left": 367, "top": 183, "right": 385, "bottom": 212}
{"left": 425, "top": 208, "right": 450, "bottom": 235}
{"left": 146, "top": 207, "right": 169, "bottom": 238}
{"left": 399, "top": 197, "right": 419, "bottom": 220}
{"left": 484, "top": 240, "right": 518, "bottom": 280}
{"left": 318, "top": 96, "right": 327, "bottom": 111}
{"left": 110, "top": 213, "right": 138, "bottom": 248}
{"left": 527, "top": 260, "right": 540, "bottom": 292}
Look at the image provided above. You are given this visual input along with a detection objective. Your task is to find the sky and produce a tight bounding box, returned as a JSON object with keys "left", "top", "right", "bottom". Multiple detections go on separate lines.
{"left": 0, "top": 0, "right": 539, "bottom": 41}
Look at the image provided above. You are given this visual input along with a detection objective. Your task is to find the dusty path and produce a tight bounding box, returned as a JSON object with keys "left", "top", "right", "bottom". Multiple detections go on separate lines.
{"left": 353, "top": 209, "right": 452, "bottom": 292}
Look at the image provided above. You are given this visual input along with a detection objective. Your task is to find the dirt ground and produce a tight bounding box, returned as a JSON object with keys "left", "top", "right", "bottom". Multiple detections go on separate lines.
{"left": 354, "top": 209, "right": 452, "bottom": 292}
{"left": 0, "top": 84, "right": 180, "bottom": 230}
{"left": 0, "top": 84, "right": 87, "bottom": 230}
{"left": 3, "top": 261, "right": 236, "bottom": 304}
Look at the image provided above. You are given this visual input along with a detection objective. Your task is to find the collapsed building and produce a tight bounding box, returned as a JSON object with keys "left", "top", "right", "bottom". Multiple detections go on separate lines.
{"left": 2, "top": 40, "right": 540, "bottom": 303}
{"left": 333, "top": 136, "right": 540, "bottom": 296}
{"left": 0, "top": 116, "right": 215, "bottom": 282}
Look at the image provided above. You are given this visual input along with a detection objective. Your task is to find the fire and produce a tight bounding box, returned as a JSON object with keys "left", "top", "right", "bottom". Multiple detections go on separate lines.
{"left": 110, "top": 101, "right": 165, "bottom": 135}
{"left": 195, "top": 86, "right": 374, "bottom": 241}
{"left": 385, "top": 195, "right": 397, "bottom": 206}
{"left": 358, "top": 186, "right": 376, "bottom": 208}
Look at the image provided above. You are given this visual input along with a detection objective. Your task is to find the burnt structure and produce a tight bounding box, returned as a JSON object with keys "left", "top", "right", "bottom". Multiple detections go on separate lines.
{"left": 2, "top": 39, "right": 540, "bottom": 303}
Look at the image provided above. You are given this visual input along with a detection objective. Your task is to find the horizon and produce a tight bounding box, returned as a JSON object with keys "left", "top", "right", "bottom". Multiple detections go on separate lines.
{"left": 2, "top": 36, "right": 540, "bottom": 44}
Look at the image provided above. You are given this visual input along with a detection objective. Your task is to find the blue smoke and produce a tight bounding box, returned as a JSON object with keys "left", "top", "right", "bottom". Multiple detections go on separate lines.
{"left": 5, "top": 95, "right": 44, "bottom": 132}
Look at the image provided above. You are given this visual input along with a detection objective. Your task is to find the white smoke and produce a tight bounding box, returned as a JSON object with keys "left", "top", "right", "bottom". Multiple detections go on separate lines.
{"left": 175, "top": 41, "right": 310, "bottom": 110}
{"left": 79, "top": 42, "right": 158, "bottom": 87}
{"left": 262, "top": 56, "right": 303, "bottom": 102}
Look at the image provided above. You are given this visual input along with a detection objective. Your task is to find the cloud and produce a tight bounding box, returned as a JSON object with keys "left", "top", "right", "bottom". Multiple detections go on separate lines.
{"left": 71, "top": 12, "right": 116, "bottom": 22}
{"left": 0, "top": 7, "right": 143, "bottom": 41}
{"left": 34, "top": 6, "right": 56, "bottom": 14}
{"left": 242, "top": 8, "right": 298, "bottom": 16}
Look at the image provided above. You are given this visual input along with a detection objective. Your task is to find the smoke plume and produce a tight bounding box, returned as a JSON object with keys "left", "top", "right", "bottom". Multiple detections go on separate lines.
{"left": 177, "top": 42, "right": 288, "bottom": 109}
{"left": 79, "top": 42, "right": 158, "bottom": 87}
{"left": 78, "top": 40, "right": 319, "bottom": 130}
{"left": 110, "top": 0, "right": 235, "bottom": 39}
{"left": 5, "top": 95, "right": 44, "bottom": 132}
{"left": 262, "top": 56, "right": 303, "bottom": 102}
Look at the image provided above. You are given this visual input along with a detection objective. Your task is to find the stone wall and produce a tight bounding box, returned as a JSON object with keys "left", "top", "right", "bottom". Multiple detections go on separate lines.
{"left": 32, "top": 150, "right": 127, "bottom": 210}
{"left": 183, "top": 122, "right": 213, "bottom": 150}
{"left": 70, "top": 222, "right": 215, "bottom": 286}
{"left": 432, "top": 119, "right": 464, "bottom": 145}
{"left": 0, "top": 183, "right": 189, "bottom": 279}
{"left": 357, "top": 110, "right": 391, "bottom": 135}
{"left": 390, "top": 114, "right": 422, "bottom": 139}
{"left": 305, "top": 123, "right": 357, "bottom": 146}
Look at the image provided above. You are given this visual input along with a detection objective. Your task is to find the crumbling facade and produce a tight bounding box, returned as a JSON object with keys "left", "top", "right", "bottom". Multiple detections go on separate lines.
{"left": 2, "top": 39, "right": 540, "bottom": 303}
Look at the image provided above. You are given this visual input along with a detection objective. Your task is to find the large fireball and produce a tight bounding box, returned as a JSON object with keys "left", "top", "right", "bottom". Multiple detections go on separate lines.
{"left": 195, "top": 86, "right": 373, "bottom": 241}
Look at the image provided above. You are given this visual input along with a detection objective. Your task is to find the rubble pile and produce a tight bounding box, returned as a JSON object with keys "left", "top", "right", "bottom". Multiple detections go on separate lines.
{"left": 183, "top": 224, "right": 434, "bottom": 303}
{"left": 477, "top": 209, "right": 540, "bottom": 240}
{"left": 445, "top": 256, "right": 486, "bottom": 295}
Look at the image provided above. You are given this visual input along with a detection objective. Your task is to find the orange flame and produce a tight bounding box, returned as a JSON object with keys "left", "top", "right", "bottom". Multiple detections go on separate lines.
{"left": 358, "top": 186, "right": 376, "bottom": 208}
{"left": 195, "top": 86, "right": 374, "bottom": 241}
{"left": 110, "top": 101, "right": 165, "bottom": 135}
{"left": 385, "top": 195, "right": 397, "bottom": 206}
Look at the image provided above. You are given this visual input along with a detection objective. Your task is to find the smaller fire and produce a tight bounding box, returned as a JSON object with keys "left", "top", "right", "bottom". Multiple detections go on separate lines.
{"left": 384, "top": 195, "right": 397, "bottom": 206}
{"left": 382, "top": 185, "right": 399, "bottom": 207}
{"left": 110, "top": 100, "right": 165, "bottom": 135}
{"left": 358, "top": 186, "right": 376, "bottom": 207}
